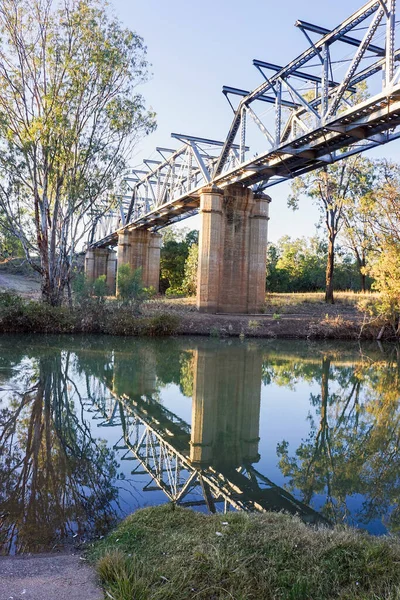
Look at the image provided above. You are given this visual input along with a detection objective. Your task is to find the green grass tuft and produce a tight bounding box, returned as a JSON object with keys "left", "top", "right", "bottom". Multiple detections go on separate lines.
{"left": 88, "top": 505, "right": 400, "bottom": 600}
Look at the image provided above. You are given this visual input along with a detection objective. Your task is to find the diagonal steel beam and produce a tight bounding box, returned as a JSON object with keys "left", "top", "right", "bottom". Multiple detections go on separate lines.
{"left": 253, "top": 59, "right": 357, "bottom": 92}
{"left": 222, "top": 86, "right": 300, "bottom": 109}
{"left": 295, "top": 19, "right": 385, "bottom": 55}
{"left": 326, "top": 6, "right": 385, "bottom": 119}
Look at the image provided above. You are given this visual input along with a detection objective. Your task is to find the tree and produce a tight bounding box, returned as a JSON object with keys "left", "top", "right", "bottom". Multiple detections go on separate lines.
{"left": 0, "top": 0, "right": 156, "bottom": 305}
{"left": 265, "top": 235, "right": 361, "bottom": 293}
{"left": 340, "top": 193, "right": 375, "bottom": 293}
{"left": 361, "top": 161, "right": 400, "bottom": 332}
{"left": 290, "top": 156, "right": 374, "bottom": 303}
{"left": 160, "top": 227, "right": 198, "bottom": 293}
{"left": 181, "top": 243, "right": 198, "bottom": 296}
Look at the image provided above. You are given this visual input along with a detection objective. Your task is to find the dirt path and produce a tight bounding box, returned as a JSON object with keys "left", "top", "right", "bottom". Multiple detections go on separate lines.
{"left": 0, "top": 274, "right": 40, "bottom": 300}
{"left": 0, "top": 553, "right": 102, "bottom": 600}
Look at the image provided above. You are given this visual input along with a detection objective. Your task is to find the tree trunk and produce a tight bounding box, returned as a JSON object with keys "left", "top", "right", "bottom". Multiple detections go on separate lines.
{"left": 40, "top": 264, "right": 66, "bottom": 306}
{"left": 361, "top": 272, "right": 366, "bottom": 293}
{"left": 325, "top": 234, "right": 335, "bottom": 304}
{"left": 360, "top": 256, "right": 366, "bottom": 293}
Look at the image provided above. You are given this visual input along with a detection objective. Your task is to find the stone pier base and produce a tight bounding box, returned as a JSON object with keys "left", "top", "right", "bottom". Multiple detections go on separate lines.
{"left": 117, "top": 230, "right": 162, "bottom": 292}
{"left": 197, "top": 184, "right": 270, "bottom": 314}
{"left": 84, "top": 248, "right": 117, "bottom": 295}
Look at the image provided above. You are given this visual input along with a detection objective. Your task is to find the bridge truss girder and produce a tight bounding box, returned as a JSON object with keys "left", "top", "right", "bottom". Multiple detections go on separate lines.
{"left": 90, "top": 0, "right": 400, "bottom": 249}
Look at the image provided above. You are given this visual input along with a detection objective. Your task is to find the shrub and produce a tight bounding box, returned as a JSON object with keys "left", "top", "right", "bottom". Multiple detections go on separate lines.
{"left": 117, "top": 265, "right": 148, "bottom": 311}
{"left": 72, "top": 272, "right": 108, "bottom": 309}
{"left": 165, "top": 287, "right": 186, "bottom": 298}
{"left": 141, "top": 314, "right": 180, "bottom": 336}
{"left": 0, "top": 292, "right": 75, "bottom": 333}
{"left": 93, "top": 275, "right": 108, "bottom": 303}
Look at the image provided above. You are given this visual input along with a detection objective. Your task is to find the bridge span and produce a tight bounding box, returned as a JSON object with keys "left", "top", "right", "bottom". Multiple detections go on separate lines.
{"left": 86, "top": 0, "right": 400, "bottom": 313}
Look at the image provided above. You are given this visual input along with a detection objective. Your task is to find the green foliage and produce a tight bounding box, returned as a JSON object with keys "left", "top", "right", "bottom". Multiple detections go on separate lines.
{"left": 0, "top": 291, "right": 180, "bottom": 337}
{"left": 117, "top": 264, "right": 147, "bottom": 311}
{"left": 368, "top": 242, "right": 400, "bottom": 333}
{"left": 266, "top": 237, "right": 365, "bottom": 293}
{"left": 165, "top": 287, "right": 186, "bottom": 298}
{"left": 356, "top": 161, "right": 400, "bottom": 332}
{"left": 0, "top": 0, "right": 156, "bottom": 304}
{"left": 0, "top": 292, "right": 75, "bottom": 333}
{"left": 181, "top": 243, "right": 198, "bottom": 296}
{"left": 93, "top": 275, "right": 108, "bottom": 301}
{"left": 289, "top": 141, "right": 376, "bottom": 303}
{"left": 72, "top": 272, "right": 92, "bottom": 305}
{"left": 160, "top": 227, "right": 199, "bottom": 293}
{"left": 141, "top": 314, "right": 180, "bottom": 337}
{"left": 90, "top": 505, "right": 400, "bottom": 600}
{"left": 72, "top": 272, "right": 108, "bottom": 309}
{"left": 0, "top": 224, "right": 24, "bottom": 259}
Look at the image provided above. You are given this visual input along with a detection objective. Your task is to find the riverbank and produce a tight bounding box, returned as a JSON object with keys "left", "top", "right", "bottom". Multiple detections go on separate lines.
{"left": 0, "top": 290, "right": 388, "bottom": 339}
{"left": 89, "top": 505, "right": 400, "bottom": 600}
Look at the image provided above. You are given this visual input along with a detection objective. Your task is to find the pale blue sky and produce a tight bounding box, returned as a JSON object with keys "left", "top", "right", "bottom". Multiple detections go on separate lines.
{"left": 111, "top": 0, "right": 400, "bottom": 242}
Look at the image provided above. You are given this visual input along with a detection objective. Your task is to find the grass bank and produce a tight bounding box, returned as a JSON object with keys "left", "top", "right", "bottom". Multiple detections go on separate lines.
{"left": 0, "top": 290, "right": 389, "bottom": 339}
{"left": 89, "top": 505, "right": 400, "bottom": 600}
{"left": 0, "top": 292, "right": 180, "bottom": 336}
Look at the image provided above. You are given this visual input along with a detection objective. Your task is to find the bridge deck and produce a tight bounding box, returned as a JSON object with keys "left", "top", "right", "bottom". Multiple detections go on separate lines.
{"left": 91, "top": 87, "right": 400, "bottom": 249}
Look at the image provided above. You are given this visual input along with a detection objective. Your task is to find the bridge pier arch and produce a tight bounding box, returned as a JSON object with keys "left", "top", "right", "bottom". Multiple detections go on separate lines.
{"left": 84, "top": 247, "right": 117, "bottom": 295}
{"left": 197, "top": 184, "right": 270, "bottom": 314}
{"left": 116, "top": 229, "right": 162, "bottom": 293}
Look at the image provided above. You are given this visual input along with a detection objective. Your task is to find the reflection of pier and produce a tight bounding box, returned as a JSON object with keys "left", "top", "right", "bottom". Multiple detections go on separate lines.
{"left": 84, "top": 344, "right": 328, "bottom": 524}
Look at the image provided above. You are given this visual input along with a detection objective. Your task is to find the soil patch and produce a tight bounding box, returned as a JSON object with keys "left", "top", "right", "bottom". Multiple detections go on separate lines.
{"left": 0, "top": 274, "right": 40, "bottom": 300}
{"left": 0, "top": 553, "right": 102, "bottom": 600}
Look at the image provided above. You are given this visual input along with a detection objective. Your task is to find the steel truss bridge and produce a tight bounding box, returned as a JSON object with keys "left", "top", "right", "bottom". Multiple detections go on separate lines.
{"left": 91, "top": 0, "right": 400, "bottom": 248}
{"left": 84, "top": 377, "right": 327, "bottom": 524}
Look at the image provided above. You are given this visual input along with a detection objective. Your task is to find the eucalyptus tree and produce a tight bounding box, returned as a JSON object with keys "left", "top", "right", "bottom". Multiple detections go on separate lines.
{"left": 363, "top": 160, "right": 400, "bottom": 332}
{"left": 289, "top": 156, "right": 375, "bottom": 303}
{"left": 0, "top": 0, "right": 156, "bottom": 305}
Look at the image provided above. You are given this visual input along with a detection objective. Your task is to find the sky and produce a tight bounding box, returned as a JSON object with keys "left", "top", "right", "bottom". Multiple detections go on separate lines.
{"left": 110, "top": 0, "right": 400, "bottom": 243}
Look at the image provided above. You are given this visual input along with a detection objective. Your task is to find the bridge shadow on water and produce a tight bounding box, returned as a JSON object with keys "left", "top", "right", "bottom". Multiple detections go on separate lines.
{"left": 0, "top": 336, "right": 399, "bottom": 553}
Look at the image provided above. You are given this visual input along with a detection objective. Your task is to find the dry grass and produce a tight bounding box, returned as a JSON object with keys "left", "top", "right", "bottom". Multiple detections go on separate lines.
{"left": 265, "top": 291, "right": 380, "bottom": 309}
{"left": 143, "top": 292, "right": 381, "bottom": 317}
{"left": 89, "top": 505, "right": 400, "bottom": 600}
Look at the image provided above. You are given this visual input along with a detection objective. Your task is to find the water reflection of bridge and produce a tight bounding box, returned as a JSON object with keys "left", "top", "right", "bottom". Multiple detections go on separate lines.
{"left": 83, "top": 343, "right": 328, "bottom": 524}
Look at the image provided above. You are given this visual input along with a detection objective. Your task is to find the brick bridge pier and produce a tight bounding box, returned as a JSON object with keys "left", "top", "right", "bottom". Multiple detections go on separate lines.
{"left": 85, "top": 183, "right": 270, "bottom": 314}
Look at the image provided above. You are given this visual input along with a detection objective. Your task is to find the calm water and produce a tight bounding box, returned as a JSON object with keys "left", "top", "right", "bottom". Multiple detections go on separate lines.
{"left": 0, "top": 334, "right": 399, "bottom": 554}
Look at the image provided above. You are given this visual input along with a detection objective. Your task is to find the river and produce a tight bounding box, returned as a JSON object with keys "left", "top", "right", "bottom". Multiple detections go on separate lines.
{"left": 0, "top": 334, "right": 398, "bottom": 554}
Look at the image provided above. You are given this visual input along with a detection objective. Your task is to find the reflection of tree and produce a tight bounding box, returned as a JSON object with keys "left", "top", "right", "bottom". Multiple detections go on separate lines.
{"left": 276, "top": 352, "right": 400, "bottom": 533}
{"left": 73, "top": 338, "right": 195, "bottom": 401}
{"left": 261, "top": 359, "right": 319, "bottom": 389}
{"left": 0, "top": 352, "right": 119, "bottom": 555}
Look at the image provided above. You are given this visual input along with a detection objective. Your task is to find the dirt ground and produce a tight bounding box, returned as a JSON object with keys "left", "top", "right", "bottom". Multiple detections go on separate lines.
{"left": 0, "top": 553, "right": 102, "bottom": 600}
{"left": 0, "top": 273, "right": 40, "bottom": 300}
{"left": 143, "top": 294, "right": 377, "bottom": 340}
